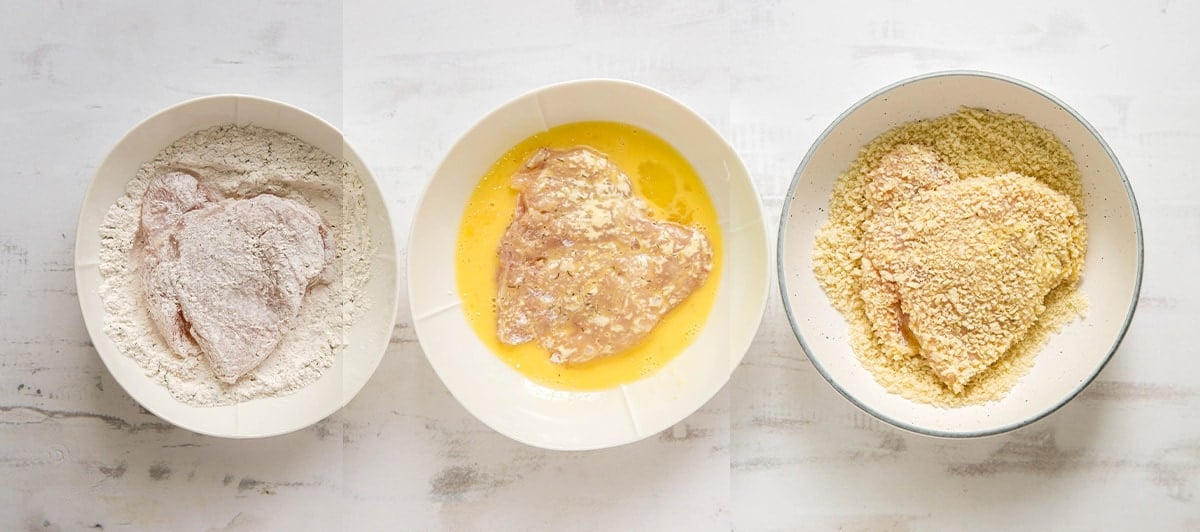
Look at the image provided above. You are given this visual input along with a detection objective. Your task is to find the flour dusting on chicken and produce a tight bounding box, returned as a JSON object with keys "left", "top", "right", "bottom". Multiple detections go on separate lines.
{"left": 137, "top": 170, "right": 335, "bottom": 384}
{"left": 495, "top": 147, "right": 713, "bottom": 365}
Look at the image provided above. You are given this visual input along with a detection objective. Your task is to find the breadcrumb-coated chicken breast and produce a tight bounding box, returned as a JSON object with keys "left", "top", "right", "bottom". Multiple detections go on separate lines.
{"left": 888, "top": 172, "right": 1084, "bottom": 392}
{"left": 860, "top": 145, "right": 959, "bottom": 362}
{"left": 860, "top": 145, "right": 1085, "bottom": 393}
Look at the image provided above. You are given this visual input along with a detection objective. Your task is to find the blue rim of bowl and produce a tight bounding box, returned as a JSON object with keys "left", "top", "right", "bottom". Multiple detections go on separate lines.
{"left": 776, "top": 69, "right": 1144, "bottom": 438}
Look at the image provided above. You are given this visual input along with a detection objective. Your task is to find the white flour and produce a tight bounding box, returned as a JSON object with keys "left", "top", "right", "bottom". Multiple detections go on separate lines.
{"left": 99, "top": 125, "right": 374, "bottom": 406}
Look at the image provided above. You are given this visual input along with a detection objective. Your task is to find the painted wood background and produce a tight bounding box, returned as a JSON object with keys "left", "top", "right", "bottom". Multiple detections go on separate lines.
{"left": 1, "top": 1, "right": 1196, "bottom": 530}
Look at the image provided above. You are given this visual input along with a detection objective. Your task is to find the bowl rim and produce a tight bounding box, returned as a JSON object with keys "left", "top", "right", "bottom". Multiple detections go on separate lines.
{"left": 74, "top": 93, "right": 399, "bottom": 438}
{"left": 776, "top": 69, "right": 1145, "bottom": 438}
{"left": 408, "top": 77, "right": 770, "bottom": 450}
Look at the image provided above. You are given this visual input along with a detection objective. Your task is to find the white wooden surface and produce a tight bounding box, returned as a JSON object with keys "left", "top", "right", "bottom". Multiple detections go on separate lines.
{"left": 1, "top": 1, "right": 1196, "bottom": 530}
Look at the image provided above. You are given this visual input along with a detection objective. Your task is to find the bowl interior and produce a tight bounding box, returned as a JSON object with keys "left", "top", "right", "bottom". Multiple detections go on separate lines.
{"left": 75, "top": 95, "right": 398, "bottom": 438}
{"left": 779, "top": 72, "right": 1141, "bottom": 436}
{"left": 410, "top": 80, "right": 769, "bottom": 450}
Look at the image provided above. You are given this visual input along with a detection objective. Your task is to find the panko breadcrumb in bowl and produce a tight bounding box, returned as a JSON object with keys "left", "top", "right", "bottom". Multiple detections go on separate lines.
{"left": 778, "top": 71, "right": 1142, "bottom": 437}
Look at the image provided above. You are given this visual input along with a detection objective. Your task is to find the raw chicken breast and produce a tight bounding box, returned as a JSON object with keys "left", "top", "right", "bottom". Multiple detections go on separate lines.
{"left": 887, "top": 173, "right": 1085, "bottom": 391}
{"left": 859, "top": 145, "right": 1085, "bottom": 392}
{"left": 495, "top": 147, "right": 713, "bottom": 365}
{"left": 136, "top": 171, "right": 335, "bottom": 383}
{"left": 860, "top": 144, "right": 958, "bottom": 361}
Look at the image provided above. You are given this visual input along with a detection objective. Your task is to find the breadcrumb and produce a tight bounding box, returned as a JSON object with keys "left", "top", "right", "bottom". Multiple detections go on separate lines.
{"left": 860, "top": 144, "right": 958, "bottom": 363}
{"left": 812, "top": 108, "right": 1088, "bottom": 407}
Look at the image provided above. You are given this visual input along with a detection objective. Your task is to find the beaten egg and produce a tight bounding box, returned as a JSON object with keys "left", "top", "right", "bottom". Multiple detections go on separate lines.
{"left": 455, "top": 121, "right": 723, "bottom": 391}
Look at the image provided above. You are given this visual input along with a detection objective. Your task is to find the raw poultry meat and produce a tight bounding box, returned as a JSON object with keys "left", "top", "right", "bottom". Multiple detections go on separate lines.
{"left": 860, "top": 144, "right": 958, "bottom": 361}
{"left": 136, "top": 171, "right": 334, "bottom": 383}
{"left": 859, "top": 145, "right": 1085, "bottom": 392}
{"left": 885, "top": 172, "right": 1084, "bottom": 391}
{"left": 495, "top": 147, "right": 713, "bottom": 365}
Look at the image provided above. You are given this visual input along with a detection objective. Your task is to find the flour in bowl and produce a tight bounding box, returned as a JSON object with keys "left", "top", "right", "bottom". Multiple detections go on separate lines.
{"left": 98, "top": 125, "right": 375, "bottom": 406}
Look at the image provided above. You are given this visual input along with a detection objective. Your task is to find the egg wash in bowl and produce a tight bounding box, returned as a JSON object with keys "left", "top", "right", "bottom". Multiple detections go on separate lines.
{"left": 411, "top": 78, "right": 769, "bottom": 450}
{"left": 456, "top": 121, "right": 723, "bottom": 391}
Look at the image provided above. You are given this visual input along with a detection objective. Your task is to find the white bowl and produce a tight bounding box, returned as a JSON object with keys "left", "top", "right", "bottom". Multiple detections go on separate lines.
{"left": 75, "top": 95, "right": 398, "bottom": 438}
{"left": 779, "top": 71, "right": 1143, "bottom": 437}
{"left": 410, "top": 79, "right": 770, "bottom": 450}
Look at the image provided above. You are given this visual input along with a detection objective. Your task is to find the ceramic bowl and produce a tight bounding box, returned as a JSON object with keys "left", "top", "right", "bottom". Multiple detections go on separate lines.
{"left": 779, "top": 71, "right": 1142, "bottom": 437}
{"left": 410, "top": 79, "right": 770, "bottom": 450}
{"left": 75, "top": 94, "right": 398, "bottom": 438}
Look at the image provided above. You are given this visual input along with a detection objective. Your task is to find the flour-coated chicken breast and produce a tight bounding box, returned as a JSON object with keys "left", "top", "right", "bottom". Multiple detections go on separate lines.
{"left": 137, "top": 171, "right": 335, "bottom": 383}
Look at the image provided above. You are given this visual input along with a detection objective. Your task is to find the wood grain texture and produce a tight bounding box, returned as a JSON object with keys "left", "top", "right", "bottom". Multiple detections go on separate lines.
{"left": 0, "top": 0, "right": 1196, "bottom": 530}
